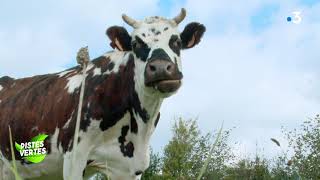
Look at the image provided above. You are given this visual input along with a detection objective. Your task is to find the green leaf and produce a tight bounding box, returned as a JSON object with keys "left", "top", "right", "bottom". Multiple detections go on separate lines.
{"left": 15, "top": 142, "right": 23, "bottom": 151}
{"left": 31, "top": 134, "right": 48, "bottom": 142}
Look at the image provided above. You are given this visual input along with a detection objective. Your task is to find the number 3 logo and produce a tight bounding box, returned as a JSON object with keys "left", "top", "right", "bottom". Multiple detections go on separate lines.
{"left": 292, "top": 11, "right": 302, "bottom": 24}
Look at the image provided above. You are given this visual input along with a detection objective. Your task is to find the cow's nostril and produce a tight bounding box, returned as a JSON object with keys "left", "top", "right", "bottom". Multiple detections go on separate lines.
{"left": 135, "top": 170, "right": 143, "bottom": 176}
{"left": 166, "top": 64, "right": 172, "bottom": 71}
{"left": 149, "top": 65, "right": 156, "bottom": 72}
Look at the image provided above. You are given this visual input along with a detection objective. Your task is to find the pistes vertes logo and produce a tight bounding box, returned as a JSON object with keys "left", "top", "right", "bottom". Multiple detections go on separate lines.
{"left": 15, "top": 134, "right": 48, "bottom": 163}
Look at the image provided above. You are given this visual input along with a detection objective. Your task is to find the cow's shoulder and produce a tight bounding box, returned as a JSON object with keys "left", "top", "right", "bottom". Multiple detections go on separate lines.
{"left": 87, "top": 51, "right": 130, "bottom": 76}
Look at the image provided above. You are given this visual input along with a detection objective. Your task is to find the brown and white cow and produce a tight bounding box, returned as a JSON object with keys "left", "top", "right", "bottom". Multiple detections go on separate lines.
{"left": 0, "top": 9, "right": 205, "bottom": 180}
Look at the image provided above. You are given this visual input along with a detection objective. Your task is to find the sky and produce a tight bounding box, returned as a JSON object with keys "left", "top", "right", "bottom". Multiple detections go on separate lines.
{"left": 1, "top": 0, "right": 319, "bottom": 158}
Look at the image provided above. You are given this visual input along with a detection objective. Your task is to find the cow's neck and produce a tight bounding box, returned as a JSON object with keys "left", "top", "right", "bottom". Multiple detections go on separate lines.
{"left": 137, "top": 90, "right": 163, "bottom": 134}
{"left": 133, "top": 57, "right": 164, "bottom": 137}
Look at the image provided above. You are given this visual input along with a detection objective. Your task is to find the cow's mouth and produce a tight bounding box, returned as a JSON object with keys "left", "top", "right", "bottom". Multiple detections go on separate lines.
{"left": 147, "top": 79, "right": 181, "bottom": 93}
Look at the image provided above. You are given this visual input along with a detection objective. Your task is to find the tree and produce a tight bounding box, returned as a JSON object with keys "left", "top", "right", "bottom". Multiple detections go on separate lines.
{"left": 282, "top": 115, "right": 320, "bottom": 179}
{"left": 224, "top": 155, "right": 272, "bottom": 180}
{"left": 141, "top": 148, "right": 162, "bottom": 180}
{"left": 199, "top": 128, "right": 234, "bottom": 179}
{"left": 162, "top": 118, "right": 199, "bottom": 179}
{"left": 162, "top": 118, "right": 233, "bottom": 179}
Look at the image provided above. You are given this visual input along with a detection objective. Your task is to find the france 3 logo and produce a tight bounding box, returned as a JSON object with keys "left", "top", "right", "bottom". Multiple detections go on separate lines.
{"left": 287, "top": 11, "right": 302, "bottom": 24}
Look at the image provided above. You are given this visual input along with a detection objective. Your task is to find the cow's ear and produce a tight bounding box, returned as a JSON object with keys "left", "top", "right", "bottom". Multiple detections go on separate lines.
{"left": 180, "top": 22, "right": 206, "bottom": 49}
{"left": 106, "top": 26, "right": 132, "bottom": 51}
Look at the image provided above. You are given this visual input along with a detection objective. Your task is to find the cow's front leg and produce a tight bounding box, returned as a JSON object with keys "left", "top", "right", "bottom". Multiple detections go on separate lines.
{"left": 63, "top": 149, "right": 90, "bottom": 180}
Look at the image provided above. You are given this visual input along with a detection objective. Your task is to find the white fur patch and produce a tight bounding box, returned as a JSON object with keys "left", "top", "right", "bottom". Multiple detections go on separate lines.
{"left": 65, "top": 74, "right": 85, "bottom": 94}
{"left": 64, "top": 62, "right": 95, "bottom": 93}
{"left": 93, "top": 68, "right": 102, "bottom": 76}
{"left": 63, "top": 111, "right": 74, "bottom": 129}
{"left": 50, "top": 128, "right": 63, "bottom": 153}
{"left": 0, "top": 85, "right": 3, "bottom": 91}
{"left": 103, "top": 51, "right": 129, "bottom": 75}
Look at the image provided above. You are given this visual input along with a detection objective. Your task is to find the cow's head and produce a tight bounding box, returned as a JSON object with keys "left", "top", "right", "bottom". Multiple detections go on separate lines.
{"left": 107, "top": 8, "right": 205, "bottom": 98}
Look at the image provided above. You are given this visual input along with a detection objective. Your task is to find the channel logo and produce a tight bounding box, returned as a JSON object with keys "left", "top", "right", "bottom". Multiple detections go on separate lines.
{"left": 287, "top": 11, "right": 302, "bottom": 24}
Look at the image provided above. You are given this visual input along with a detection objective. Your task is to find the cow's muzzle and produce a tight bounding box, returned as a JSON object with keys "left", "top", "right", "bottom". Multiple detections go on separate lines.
{"left": 145, "top": 59, "right": 183, "bottom": 93}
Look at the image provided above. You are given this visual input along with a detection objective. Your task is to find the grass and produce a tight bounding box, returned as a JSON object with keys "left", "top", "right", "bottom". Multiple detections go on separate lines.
{"left": 0, "top": 126, "right": 23, "bottom": 180}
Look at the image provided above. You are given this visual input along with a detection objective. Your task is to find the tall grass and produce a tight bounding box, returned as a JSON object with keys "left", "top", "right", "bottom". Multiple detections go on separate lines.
{"left": 0, "top": 126, "right": 22, "bottom": 180}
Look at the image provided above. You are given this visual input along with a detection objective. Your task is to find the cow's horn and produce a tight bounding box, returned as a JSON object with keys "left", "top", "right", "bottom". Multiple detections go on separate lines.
{"left": 122, "top": 14, "right": 138, "bottom": 28}
{"left": 172, "top": 8, "right": 186, "bottom": 25}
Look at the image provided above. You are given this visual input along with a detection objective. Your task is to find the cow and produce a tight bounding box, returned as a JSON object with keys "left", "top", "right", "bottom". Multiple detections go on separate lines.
{"left": 0, "top": 8, "right": 205, "bottom": 180}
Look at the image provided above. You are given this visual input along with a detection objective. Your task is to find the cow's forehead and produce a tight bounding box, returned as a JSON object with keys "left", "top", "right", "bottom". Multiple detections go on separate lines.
{"left": 131, "top": 16, "right": 180, "bottom": 44}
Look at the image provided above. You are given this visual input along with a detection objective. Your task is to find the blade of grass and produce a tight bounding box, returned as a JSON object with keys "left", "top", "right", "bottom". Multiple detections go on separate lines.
{"left": 69, "top": 47, "right": 89, "bottom": 180}
{"left": 105, "top": 160, "right": 110, "bottom": 180}
{"left": 8, "top": 126, "right": 22, "bottom": 180}
{"left": 196, "top": 122, "right": 223, "bottom": 180}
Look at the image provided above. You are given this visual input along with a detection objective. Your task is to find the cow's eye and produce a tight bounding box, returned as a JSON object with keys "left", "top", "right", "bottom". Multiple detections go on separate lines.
{"left": 132, "top": 36, "right": 151, "bottom": 62}
{"left": 169, "top": 35, "right": 181, "bottom": 56}
{"left": 132, "top": 41, "right": 141, "bottom": 49}
{"left": 173, "top": 39, "right": 182, "bottom": 49}
{"left": 132, "top": 38, "right": 145, "bottom": 49}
